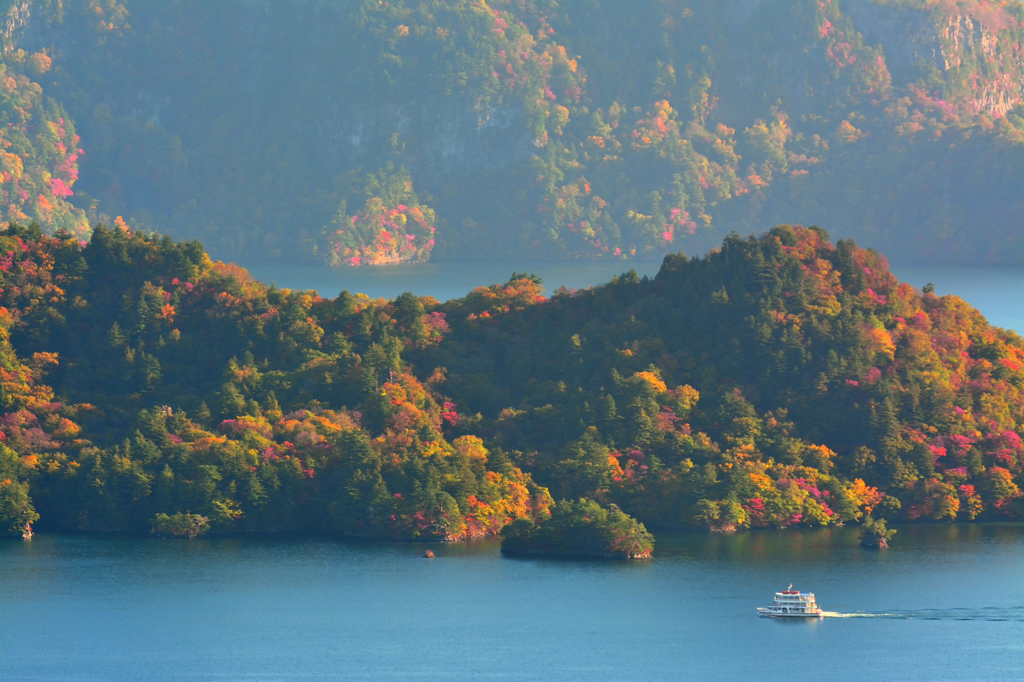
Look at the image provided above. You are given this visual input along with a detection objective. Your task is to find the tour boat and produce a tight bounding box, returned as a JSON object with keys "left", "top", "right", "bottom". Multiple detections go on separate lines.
{"left": 757, "top": 585, "right": 823, "bottom": 618}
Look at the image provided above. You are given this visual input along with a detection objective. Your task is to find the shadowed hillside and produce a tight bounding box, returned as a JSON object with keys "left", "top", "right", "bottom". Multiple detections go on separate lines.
{"left": 0, "top": 0, "right": 1022, "bottom": 264}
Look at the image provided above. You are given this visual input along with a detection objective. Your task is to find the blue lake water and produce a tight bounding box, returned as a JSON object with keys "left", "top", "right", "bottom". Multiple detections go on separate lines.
{"left": 2, "top": 525, "right": 1022, "bottom": 681}
{"left": 244, "top": 261, "right": 1024, "bottom": 333}
{"left": 3, "top": 262, "right": 1021, "bottom": 680}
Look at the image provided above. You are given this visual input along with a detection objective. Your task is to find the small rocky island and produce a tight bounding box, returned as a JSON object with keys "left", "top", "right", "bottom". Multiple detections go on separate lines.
{"left": 501, "top": 499, "right": 654, "bottom": 560}
{"left": 859, "top": 516, "right": 896, "bottom": 549}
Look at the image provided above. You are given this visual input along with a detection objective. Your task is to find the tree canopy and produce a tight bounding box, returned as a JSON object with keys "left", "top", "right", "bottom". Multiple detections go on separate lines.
{"left": 0, "top": 221, "right": 1020, "bottom": 539}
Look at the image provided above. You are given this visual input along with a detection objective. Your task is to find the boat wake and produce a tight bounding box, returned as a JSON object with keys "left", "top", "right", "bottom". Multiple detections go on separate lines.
{"left": 821, "top": 607, "right": 1024, "bottom": 622}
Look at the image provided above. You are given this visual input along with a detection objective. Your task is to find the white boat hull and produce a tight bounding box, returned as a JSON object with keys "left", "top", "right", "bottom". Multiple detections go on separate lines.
{"left": 758, "top": 608, "right": 823, "bottom": 618}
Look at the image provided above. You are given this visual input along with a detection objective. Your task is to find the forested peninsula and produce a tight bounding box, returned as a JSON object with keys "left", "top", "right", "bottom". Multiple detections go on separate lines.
{"left": 0, "top": 222, "right": 1021, "bottom": 543}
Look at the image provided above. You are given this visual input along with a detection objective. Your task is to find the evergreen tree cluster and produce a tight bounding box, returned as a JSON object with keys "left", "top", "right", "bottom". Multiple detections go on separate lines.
{"left": 502, "top": 499, "right": 654, "bottom": 559}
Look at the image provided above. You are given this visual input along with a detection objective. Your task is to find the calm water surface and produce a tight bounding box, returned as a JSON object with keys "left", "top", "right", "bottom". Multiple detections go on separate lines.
{"left": 2, "top": 525, "right": 1022, "bottom": 681}
{"left": 4, "top": 263, "right": 1019, "bottom": 680}
{"left": 244, "top": 261, "right": 1024, "bottom": 333}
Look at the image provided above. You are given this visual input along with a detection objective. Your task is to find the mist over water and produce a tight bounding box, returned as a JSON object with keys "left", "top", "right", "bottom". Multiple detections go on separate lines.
{"left": 244, "top": 260, "right": 664, "bottom": 305}
{"left": 2, "top": 524, "right": 1022, "bottom": 681}
{"left": 244, "top": 261, "right": 1024, "bottom": 333}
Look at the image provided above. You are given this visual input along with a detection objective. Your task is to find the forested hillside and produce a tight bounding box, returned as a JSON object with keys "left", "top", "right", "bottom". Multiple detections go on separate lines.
{"left": 2, "top": 0, "right": 1023, "bottom": 265}
{"left": 0, "top": 221, "right": 1020, "bottom": 537}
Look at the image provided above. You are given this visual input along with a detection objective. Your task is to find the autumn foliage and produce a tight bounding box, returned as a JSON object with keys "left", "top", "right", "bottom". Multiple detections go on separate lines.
{"left": 0, "top": 221, "right": 1021, "bottom": 539}
{"left": 5, "top": 0, "right": 1023, "bottom": 264}
{"left": 0, "top": 221, "right": 550, "bottom": 538}
{"left": 416, "top": 224, "right": 1024, "bottom": 530}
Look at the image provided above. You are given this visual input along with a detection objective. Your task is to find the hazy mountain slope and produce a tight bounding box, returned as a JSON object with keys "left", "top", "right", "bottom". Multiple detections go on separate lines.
{"left": 4, "top": 0, "right": 1024, "bottom": 264}
{"left": 0, "top": 1, "right": 88, "bottom": 239}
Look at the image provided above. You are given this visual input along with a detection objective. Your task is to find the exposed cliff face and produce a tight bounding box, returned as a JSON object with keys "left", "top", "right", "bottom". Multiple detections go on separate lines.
{"left": 0, "top": 1, "right": 31, "bottom": 50}
{"left": 939, "top": 12, "right": 1024, "bottom": 116}
{"left": 847, "top": 0, "right": 1024, "bottom": 117}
